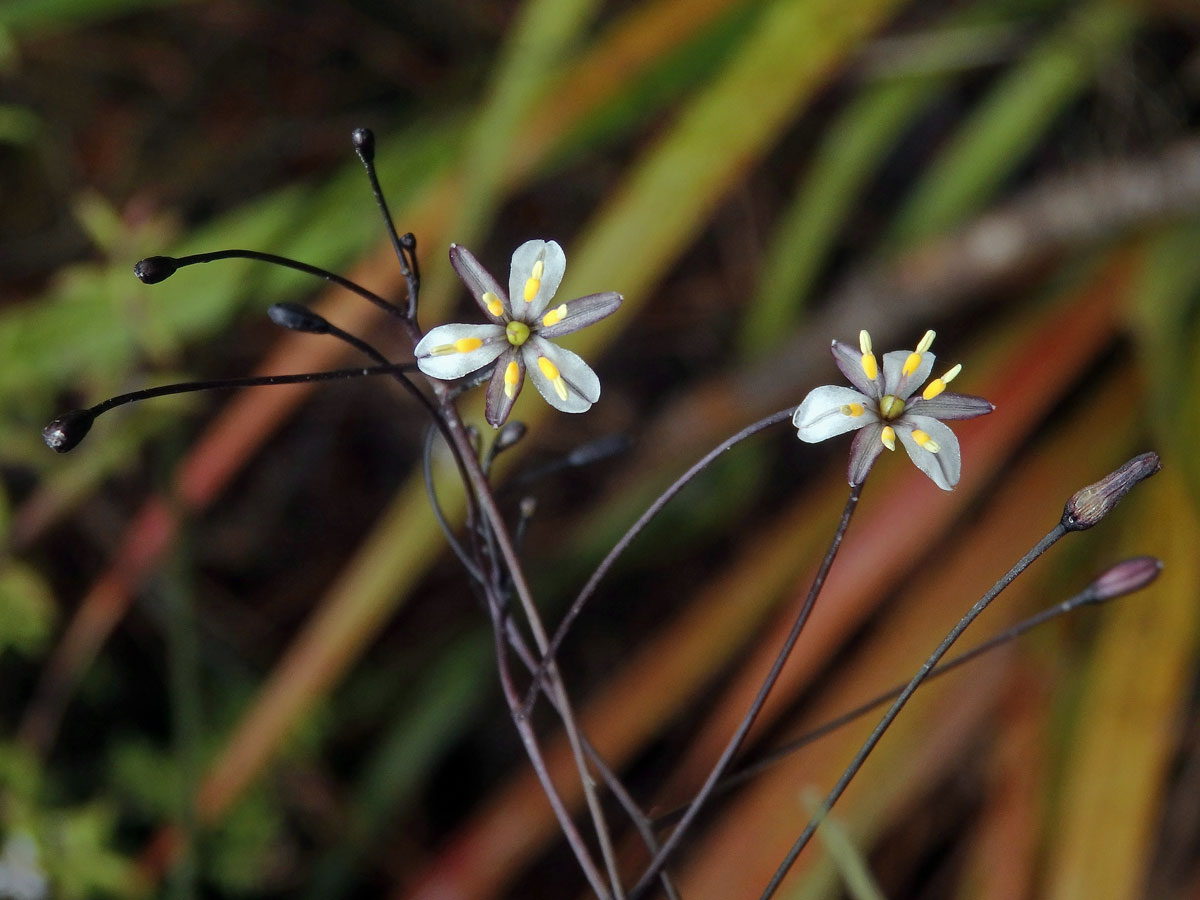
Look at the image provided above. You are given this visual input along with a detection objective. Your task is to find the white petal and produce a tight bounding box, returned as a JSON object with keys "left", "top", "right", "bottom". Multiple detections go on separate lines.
{"left": 793, "top": 385, "right": 875, "bottom": 442}
{"left": 522, "top": 337, "right": 599, "bottom": 413}
{"left": 415, "top": 323, "right": 507, "bottom": 380}
{"left": 882, "top": 349, "right": 935, "bottom": 400}
{"left": 895, "top": 415, "right": 961, "bottom": 490}
{"left": 509, "top": 240, "right": 566, "bottom": 322}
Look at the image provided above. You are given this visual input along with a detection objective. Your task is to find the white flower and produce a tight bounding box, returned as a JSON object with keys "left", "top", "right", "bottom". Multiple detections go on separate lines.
{"left": 415, "top": 240, "right": 622, "bottom": 427}
{"left": 793, "top": 329, "right": 993, "bottom": 490}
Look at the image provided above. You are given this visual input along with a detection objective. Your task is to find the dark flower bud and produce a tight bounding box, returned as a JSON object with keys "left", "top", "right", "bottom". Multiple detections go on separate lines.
{"left": 494, "top": 421, "right": 527, "bottom": 454}
{"left": 268, "top": 302, "right": 331, "bottom": 334}
{"left": 351, "top": 127, "right": 375, "bottom": 160}
{"left": 566, "top": 434, "right": 632, "bottom": 468}
{"left": 1062, "top": 452, "right": 1160, "bottom": 531}
{"left": 43, "top": 409, "right": 95, "bottom": 453}
{"left": 133, "top": 256, "right": 179, "bottom": 284}
{"left": 1086, "top": 556, "right": 1163, "bottom": 603}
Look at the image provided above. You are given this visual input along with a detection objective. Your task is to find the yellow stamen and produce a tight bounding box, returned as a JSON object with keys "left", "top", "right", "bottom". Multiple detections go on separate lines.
{"left": 912, "top": 429, "right": 940, "bottom": 453}
{"left": 921, "top": 363, "right": 961, "bottom": 400}
{"left": 901, "top": 351, "right": 922, "bottom": 377}
{"left": 453, "top": 337, "right": 483, "bottom": 354}
{"left": 881, "top": 426, "right": 896, "bottom": 451}
{"left": 483, "top": 291, "right": 504, "bottom": 317}
{"left": 538, "top": 356, "right": 569, "bottom": 401}
{"left": 840, "top": 402, "right": 865, "bottom": 418}
{"left": 541, "top": 304, "right": 568, "bottom": 328}
{"left": 523, "top": 260, "right": 545, "bottom": 303}
{"left": 503, "top": 360, "right": 520, "bottom": 399}
{"left": 862, "top": 353, "right": 878, "bottom": 381}
{"left": 857, "top": 330, "right": 878, "bottom": 379}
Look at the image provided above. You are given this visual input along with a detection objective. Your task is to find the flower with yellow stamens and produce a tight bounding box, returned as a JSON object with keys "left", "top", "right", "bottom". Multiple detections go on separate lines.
{"left": 792, "top": 329, "right": 993, "bottom": 490}
{"left": 414, "top": 239, "right": 622, "bottom": 427}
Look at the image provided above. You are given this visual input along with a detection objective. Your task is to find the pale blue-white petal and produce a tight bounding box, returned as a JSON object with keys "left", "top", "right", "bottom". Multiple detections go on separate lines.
{"left": 485, "top": 348, "right": 524, "bottom": 428}
{"left": 415, "top": 323, "right": 507, "bottom": 380}
{"left": 895, "top": 415, "right": 961, "bottom": 490}
{"left": 449, "top": 244, "right": 510, "bottom": 324}
{"left": 522, "top": 337, "right": 599, "bottom": 413}
{"left": 882, "top": 349, "right": 935, "bottom": 400}
{"left": 831, "top": 340, "right": 880, "bottom": 397}
{"left": 509, "top": 240, "right": 566, "bottom": 322}
{"left": 908, "top": 392, "right": 994, "bottom": 421}
{"left": 848, "top": 423, "right": 887, "bottom": 486}
{"left": 536, "top": 291, "right": 622, "bottom": 339}
{"left": 793, "top": 385, "right": 875, "bottom": 442}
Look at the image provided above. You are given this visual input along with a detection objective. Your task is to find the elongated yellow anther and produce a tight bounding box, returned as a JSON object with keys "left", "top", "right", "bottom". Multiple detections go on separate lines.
{"left": 921, "top": 363, "right": 962, "bottom": 400}
{"left": 859, "top": 329, "right": 879, "bottom": 380}
{"left": 483, "top": 291, "right": 504, "bottom": 317}
{"left": 902, "top": 351, "right": 922, "bottom": 377}
{"left": 542, "top": 304, "right": 568, "bottom": 327}
{"left": 454, "top": 337, "right": 483, "bottom": 353}
{"left": 912, "top": 429, "right": 940, "bottom": 453}
{"left": 840, "top": 402, "right": 865, "bottom": 417}
{"left": 504, "top": 360, "right": 520, "bottom": 398}
{"left": 523, "top": 260, "right": 545, "bottom": 303}
{"left": 538, "top": 356, "right": 570, "bottom": 401}
{"left": 881, "top": 426, "right": 896, "bottom": 451}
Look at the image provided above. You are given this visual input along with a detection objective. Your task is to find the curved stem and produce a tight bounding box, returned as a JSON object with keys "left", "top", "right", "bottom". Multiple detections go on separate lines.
{"left": 757, "top": 523, "right": 1067, "bottom": 899}
{"left": 522, "top": 406, "right": 796, "bottom": 715}
{"left": 630, "top": 481, "right": 864, "bottom": 899}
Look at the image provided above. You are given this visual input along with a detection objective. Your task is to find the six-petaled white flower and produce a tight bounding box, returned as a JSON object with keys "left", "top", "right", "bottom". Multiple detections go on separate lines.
{"left": 415, "top": 240, "right": 622, "bottom": 428}
{"left": 793, "top": 329, "right": 993, "bottom": 490}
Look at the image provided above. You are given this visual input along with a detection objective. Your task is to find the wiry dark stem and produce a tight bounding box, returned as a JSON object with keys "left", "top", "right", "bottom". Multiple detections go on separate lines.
{"left": 630, "top": 481, "right": 863, "bottom": 899}
{"left": 522, "top": 406, "right": 796, "bottom": 716}
{"left": 756, "top": 524, "right": 1065, "bottom": 899}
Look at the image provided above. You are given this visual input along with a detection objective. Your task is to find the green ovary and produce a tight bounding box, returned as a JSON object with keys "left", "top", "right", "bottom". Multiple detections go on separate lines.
{"left": 506, "top": 321, "right": 531, "bottom": 346}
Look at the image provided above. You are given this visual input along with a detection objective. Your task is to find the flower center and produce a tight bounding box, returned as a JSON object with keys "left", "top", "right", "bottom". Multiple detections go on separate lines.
{"left": 879, "top": 394, "right": 905, "bottom": 420}
{"left": 506, "top": 320, "right": 531, "bottom": 346}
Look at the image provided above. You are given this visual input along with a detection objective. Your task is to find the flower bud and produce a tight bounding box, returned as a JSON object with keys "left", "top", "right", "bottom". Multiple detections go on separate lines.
{"left": 133, "top": 256, "right": 179, "bottom": 284}
{"left": 1086, "top": 556, "right": 1163, "bottom": 603}
{"left": 43, "top": 409, "right": 95, "bottom": 453}
{"left": 1062, "top": 452, "right": 1160, "bottom": 531}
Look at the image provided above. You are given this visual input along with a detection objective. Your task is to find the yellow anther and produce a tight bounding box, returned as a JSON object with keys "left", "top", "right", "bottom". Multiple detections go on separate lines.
{"left": 921, "top": 363, "right": 961, "bottom": 401}
{"left": 879, "top": 395, "right": 905, "bottom": 419}
{"left": 902, "top": 351, "right": 923, "bottom": 377}
{"left": 542, "top": 304, "right": 568, "bottom": 328}
{"left": 503, "top": 360, "right": 520, "bottom": 399}
{"left": 881, "top": 426, "right": 896, "bottom": 451}
{"left": 454, "top": 337, "right": 483, "bottom": 354}
{"left": 859, "top": 330, "right": 873, "bottom": 355}
{"left": 862, "top": 353, "right": 878, "bottom": 381}
{"left": 915, "top": 329, "right": 936, "bottom": 354}
{"left": 538, "top": 356, "right": 569, "bottom": 401}
{"left": 483, "top": 291, "right": 504, "bottom": 317}
{"left": 840, "top": 402, "right": 865, "bottom": 418}
{"left": 524, "top": 277, "right": 541, "bottom": 302}
{"left": 912, "top": 429, "right": 940, "bottom": 453}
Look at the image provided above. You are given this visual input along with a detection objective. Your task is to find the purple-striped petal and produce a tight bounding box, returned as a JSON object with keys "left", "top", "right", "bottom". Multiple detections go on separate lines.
{"left": 449, "top": 243, "right": 510, "bottom": 324}
{"left": 908, "top": 392, "right": 994, "bottom": 421}
{"left": 831, "top": 340, "right": 880, "bottom": 397}
{"left": 536, "top": 291, "right": 623, "bottom": 339}
{"left": 485, "top": 348, "right": 525, "bottom": 428}
{"left": 848, "top": 423, "right": 887, "bottom": 486}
